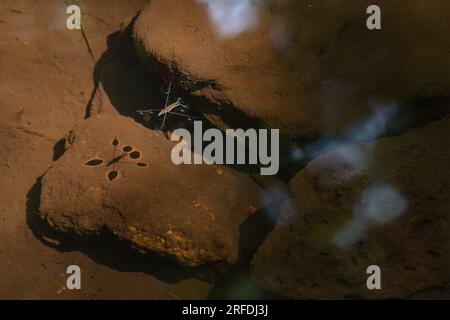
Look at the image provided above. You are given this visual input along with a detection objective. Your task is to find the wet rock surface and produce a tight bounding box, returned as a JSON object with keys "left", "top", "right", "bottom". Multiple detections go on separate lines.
{"left": 1, "top": 0, "right": 449, "bottom": 300}
{"left": 251, "top": 118, "right": 450, "bottom": 299}
{"left": 37, "top": 114, "right": 269, "bottom": 268}
{"left": 133, "top": 0, "right": 450, "bottom": 142}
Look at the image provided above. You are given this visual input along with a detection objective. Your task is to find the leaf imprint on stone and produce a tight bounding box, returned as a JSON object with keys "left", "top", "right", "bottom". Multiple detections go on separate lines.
{"left": 107, "top": 170, "right": 119, "bottom": 181}
{"left": 122, "top": 145, "right": 133, "bottom": 153}
{"left": 130, "top": 151, "right": 141, "bottom": 159}
{"left": 85, "top": 159, "right": 104, "bottom": 166}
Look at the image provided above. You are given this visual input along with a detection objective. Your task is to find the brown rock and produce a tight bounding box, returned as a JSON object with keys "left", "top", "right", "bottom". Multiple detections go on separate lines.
{"left": 251, "top": 118, "right": 450, "bottom": 298}
{"left": 133, "top": 0, "right": 450, "bottom": 141}
{"left": 38, "top": 114, "right": 269, "bottom": 268}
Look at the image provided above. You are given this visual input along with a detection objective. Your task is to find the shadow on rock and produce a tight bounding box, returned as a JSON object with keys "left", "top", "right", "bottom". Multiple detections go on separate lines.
{"left": 85, "top": 16, "right": 165, "bottom": 121}
{"left": 208, "top": 180, "right": 287, "bottom": 299}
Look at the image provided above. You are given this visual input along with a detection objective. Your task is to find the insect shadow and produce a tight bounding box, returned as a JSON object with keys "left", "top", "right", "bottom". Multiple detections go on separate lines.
{"left": 85, "top": 137, "right": 148, "bottom": 182}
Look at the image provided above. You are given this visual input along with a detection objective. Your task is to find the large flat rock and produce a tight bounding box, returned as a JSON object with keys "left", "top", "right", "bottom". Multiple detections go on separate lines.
{"left": 38, "top": 114, "right": 269, "bottom": 268}
{"left": 251, "top": 118, "right": 450, "bottom": 298}
{"left": 133, "top": 0, "right": 450, "bottom": 142}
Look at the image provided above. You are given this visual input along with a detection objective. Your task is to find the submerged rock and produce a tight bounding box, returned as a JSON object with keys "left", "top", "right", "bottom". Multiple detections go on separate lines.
{"left": 37, "top": 114, "right": 269, "bottom": 268}
{"left": 251, "top": 118, "right": 450, "bottom": 298}
{"left": 133, "top": 0, "right": 450, "bottom": 142}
